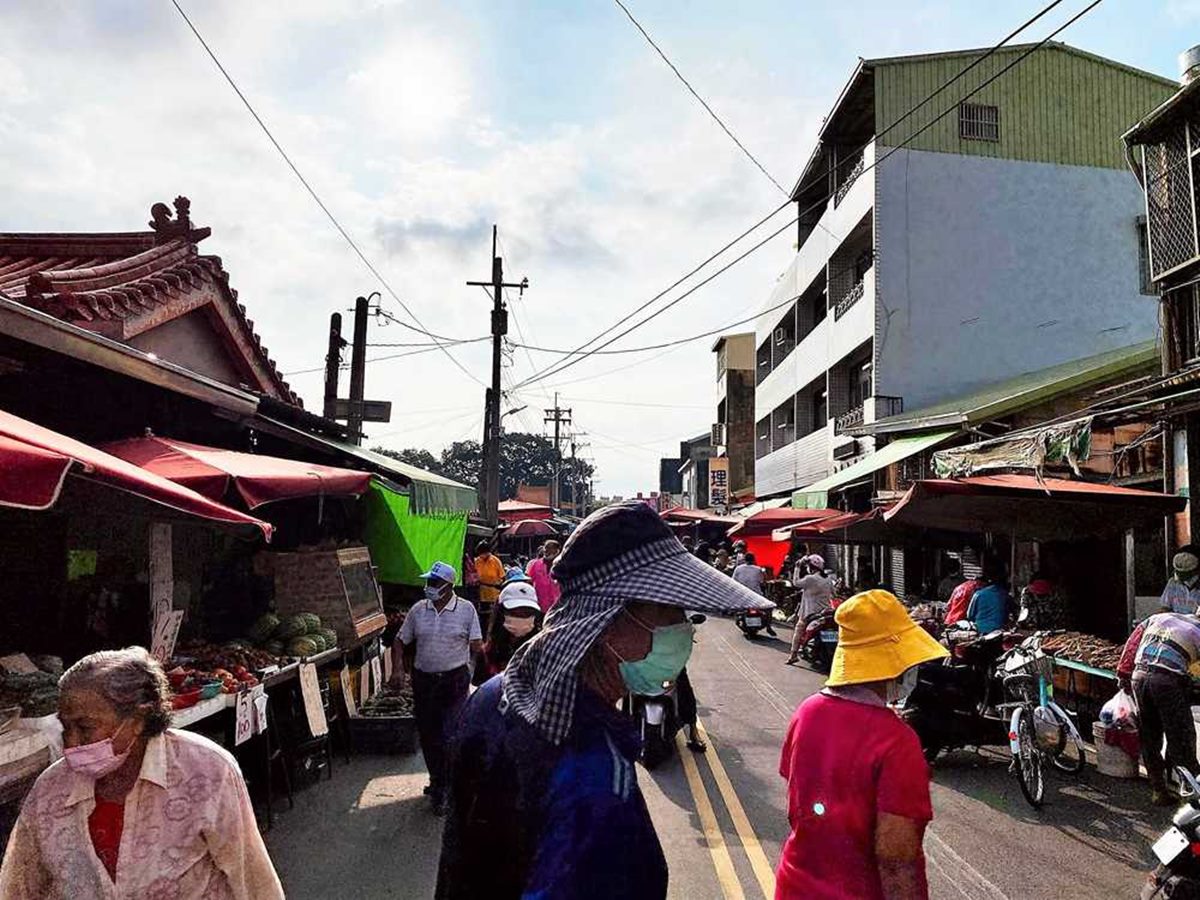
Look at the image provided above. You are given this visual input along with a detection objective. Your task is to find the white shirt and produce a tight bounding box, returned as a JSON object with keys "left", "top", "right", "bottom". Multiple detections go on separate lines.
{"left": 731, "top": 564, "right": 765, "bottom": 595}
{"left": 798, "top": 573, "right": 835, "bottom": 620}
{"left": 0, "top": 729, "right": 283, "bottom": 900}
{"left": 399, "top": 595, "right": 482, "bottom": 673}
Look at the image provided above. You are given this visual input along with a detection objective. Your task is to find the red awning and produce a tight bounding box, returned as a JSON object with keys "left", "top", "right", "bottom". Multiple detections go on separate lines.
{"left": 727, "top": 507, "right": 838, "bottom": 538}
{"left": 500, "top": 518, "right": 560, "bottom": 539}
{"left": 102, "top": 435, "right": 373, "bottom": 509}
{"left": 498, "top": 499, "right": 554, "bottom": 521}
{"left": 884, "top": 474, "right": 1187, "bottom": 541}
{"left": 0, "top": 434, "right": 73, "bottom": 510}
{"left": 660, "top": 507, "right": 741, "bottom": 526}
{"left": 0, "top": 411, "right": 271, "bottom": 538}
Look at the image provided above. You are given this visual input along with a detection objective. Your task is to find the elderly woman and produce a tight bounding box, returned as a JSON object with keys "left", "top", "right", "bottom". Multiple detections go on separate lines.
{"left": 0, "top": 647, "right": 283, "bottom": 899}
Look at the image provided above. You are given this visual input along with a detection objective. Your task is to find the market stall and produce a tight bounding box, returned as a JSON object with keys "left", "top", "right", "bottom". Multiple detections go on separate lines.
{"left": 726, "top": 507, "right": 837, "bottom": 576}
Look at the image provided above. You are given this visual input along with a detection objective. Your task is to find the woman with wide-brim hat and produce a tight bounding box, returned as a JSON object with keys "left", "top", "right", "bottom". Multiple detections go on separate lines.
{"left": 776, "top": 589, "right": 948, "bottom": 900}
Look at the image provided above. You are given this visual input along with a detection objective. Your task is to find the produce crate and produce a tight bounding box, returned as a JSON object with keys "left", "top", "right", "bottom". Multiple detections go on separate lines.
{"left": 348, "top": 714, "right": 417, "bottom": 755}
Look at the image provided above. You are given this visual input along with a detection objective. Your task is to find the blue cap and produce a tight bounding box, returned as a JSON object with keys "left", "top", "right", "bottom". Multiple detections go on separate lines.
{"left": 420, "top": 561, "right": 457, "bottom": 584}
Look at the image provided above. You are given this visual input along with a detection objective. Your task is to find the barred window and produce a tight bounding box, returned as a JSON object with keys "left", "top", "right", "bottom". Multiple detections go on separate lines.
{"left": 959, "top": 103, "right": 999, "bottom": 142}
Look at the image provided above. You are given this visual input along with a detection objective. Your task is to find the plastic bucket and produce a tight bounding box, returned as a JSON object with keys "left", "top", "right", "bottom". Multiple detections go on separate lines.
{"left": 1093, "top": 722, "right": 1139, "bottom": 779}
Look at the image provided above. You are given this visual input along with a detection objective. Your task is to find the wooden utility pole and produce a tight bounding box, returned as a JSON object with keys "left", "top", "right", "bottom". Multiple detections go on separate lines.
{"left": 467, "top": 226, "right": 528, "bottom": 526}
{"left": 569, "top": 436, "right": 589, "bottom": 516}
{"left": 346, "top": 295, "right": 371, "bottom": 445}
{"left": 543, "top": 393, "right": 572, "bottom": 510}
{"left": 323, "top": 312, "right": 346, "bottom": 420}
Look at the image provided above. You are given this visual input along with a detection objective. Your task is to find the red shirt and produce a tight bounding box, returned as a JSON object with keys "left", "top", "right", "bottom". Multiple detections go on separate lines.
{"left": 776, "top": 691, "right": 933, "bottom": 900}
{"left": 88, "top": 798, "right": 125, "bottom": 881}
{"left": 944, "top": 578, "right": 983, "bottom": 626}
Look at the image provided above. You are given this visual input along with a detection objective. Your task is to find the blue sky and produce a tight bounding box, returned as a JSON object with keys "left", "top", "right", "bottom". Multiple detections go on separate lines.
{"left": 1, "top": 1, "right": 1197, "bottom": 495}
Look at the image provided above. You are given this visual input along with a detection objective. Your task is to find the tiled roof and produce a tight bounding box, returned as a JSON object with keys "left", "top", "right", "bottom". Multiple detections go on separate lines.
{"left": 0, "top": 198, "right": 299, "bottom": 405}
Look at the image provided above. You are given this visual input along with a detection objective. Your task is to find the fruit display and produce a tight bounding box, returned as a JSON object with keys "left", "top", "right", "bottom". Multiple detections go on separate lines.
{"left": 175, "top": 640, "right": 280, "bottom": 673}
{"left": 0, "top": 670, "right": 59, "bottom": 718}
{"left": 1040, "top": 631, "right": 1124, "bottom": 671}
{"left": 359, "top": 683, "right": 414, "bottom": 718}
{"left": 242, "top": 610, "right": 336, "bottom": 660}
{"left": 167, "top": 662, "right": 259, "bottom": 697}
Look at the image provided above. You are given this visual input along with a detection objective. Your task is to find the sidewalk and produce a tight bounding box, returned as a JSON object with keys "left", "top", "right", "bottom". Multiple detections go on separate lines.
{"left": 264, "top": 754, "right": 442, "bottom": 899}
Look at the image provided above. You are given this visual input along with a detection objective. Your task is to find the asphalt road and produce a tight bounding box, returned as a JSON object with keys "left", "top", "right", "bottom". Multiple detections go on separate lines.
{"left": 266, "top": 616, "right": 1170, "bottom": 899}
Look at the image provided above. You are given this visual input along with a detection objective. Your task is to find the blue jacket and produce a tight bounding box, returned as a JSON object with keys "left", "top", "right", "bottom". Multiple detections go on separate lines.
{"left": 436, "top": 676, "right": 668, "bottom": 900}
{"left": 967, "top": 584, "right": 1010, "bottom": 635}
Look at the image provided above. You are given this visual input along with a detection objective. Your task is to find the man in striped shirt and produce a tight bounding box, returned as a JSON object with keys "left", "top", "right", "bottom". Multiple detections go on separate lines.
{"left": 400, "top": 561, "right": 483, "bottom": 813}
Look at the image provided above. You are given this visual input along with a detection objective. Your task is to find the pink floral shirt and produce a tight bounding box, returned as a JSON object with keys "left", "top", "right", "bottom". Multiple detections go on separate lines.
{"left": 526, "top": 557, "right": 561, "bottom": 612}
{"left": 0, "top": 728, "right": 283, "bottom": 900}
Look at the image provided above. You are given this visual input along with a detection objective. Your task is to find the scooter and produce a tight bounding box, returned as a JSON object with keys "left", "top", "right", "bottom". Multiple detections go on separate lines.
{"left": 1143, "top": 767, "right": 1200, "bottom": 898}
{"left": 797, "top": 608, "right": 839, "bottom": 673}
{"left": 735, "top": 606, "right": 772, "bottom": 638}
{"left": 626, "top": 614, "right": 706, "bottom": 768}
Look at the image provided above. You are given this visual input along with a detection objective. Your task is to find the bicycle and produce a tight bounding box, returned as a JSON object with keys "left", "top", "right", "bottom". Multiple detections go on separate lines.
{"left": 998, "top": 630, "right": 1087, "bottom": 808}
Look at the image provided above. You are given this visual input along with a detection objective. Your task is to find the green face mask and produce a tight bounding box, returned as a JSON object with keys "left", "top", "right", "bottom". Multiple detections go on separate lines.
{"left": 608, "top": 611, "right": 695, "bottom": 696}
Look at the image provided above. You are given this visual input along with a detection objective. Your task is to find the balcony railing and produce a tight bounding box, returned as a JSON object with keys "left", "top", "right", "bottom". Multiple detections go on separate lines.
{"left": 834, "top": 405, "right": 864, "bottom": 435}
{"left": 834, "top": 279, "right": 865, "bottom": 320}
{"left": 834, "top": 153, "right": 865, "bottom": 208}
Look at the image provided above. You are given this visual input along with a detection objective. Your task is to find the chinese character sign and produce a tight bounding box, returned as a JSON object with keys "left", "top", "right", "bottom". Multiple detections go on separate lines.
{"left": 709, "top": 457, "right": 730, "bottom": 511}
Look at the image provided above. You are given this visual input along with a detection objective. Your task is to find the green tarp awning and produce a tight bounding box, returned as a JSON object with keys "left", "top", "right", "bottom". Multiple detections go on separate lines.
{"left": 364, "top": 483, "right": 468, "bottom": 586}
{"left": 792, "top": 431, "right": 956, "bottom": 509}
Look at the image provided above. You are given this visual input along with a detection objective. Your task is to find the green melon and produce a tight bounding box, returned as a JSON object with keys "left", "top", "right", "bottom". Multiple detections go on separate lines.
{"left": 248, "top": 614, "right": 281, "bottom": 645}
{"left": 318, "top": 628, "right": 338, "bottom": 648}
{"left": 307, "top": 633, "right": 328, "bottom": 653}
{"left": 275, "top": 615, "right": 308, "bottom": 640}
{"left": 287, "top": 636, "right": 320, "bottom": 658}
{"left": 300, "top": 613, "right": 322, "bottom": 633}
{"left": 263, "top": 639, "right": 285, "bottom": 657}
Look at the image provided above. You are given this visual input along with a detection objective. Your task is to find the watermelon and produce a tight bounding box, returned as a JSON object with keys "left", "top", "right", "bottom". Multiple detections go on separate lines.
{"left": 276, "top": 615, "right": 308, "bottom": 640}
{"left": 287, "top": 636, "right": 320, "bottom": 658}
{"left": 318, "top": 628, "right": 338, "bottom": 648}
{"left": 248, "top": 614, "right": 280, "bottom": 645}
{"left": 300, "top": 613, "right": 322, "bottom": 633}
{"left": 263, "top": 639, "right": 285, "bottom": 657}
{"left": 309, "top": 633, "right": 329, "bottom": 653}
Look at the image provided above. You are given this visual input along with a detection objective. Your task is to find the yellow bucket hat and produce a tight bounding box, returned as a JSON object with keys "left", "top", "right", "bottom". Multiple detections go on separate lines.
{"left": 826, "top": 589, "right": 949, "bottom": 687}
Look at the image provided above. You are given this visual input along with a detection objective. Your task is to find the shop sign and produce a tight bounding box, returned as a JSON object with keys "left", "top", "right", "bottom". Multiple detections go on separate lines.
{"left": 340, "top": 666, "right": 357, "bottom": 717}
{"left": 149, "top": 523, "right": 173, "bottom": 623}
{"left": 709, "top": 457, "right": 730, "bottom": 511}
{"left": 298, "top": 662, "right": 329, "bottom": 737}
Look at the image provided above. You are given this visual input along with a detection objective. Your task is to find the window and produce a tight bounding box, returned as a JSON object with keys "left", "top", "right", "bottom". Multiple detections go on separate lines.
{"left": 814, "top": 285, "right": 828, "bottom": 327}
{"left": 959, "top": 102, "right": 999, "bottom": 142}
{"left": 756, "top": 339, "right": 772, "bottom": 385}
{"left": 756, "top": 415, "right": 772, "bottom": 460}
{"left": 812, "top": 388, "right": 827, "bottom": 431}
{"left": 772, "top": 399, "right": 796, "bottom": 451}
{"left": 1136, "top": 216, "right": 1156, "bottom": 296}
{"left": 848, "top": 360, "right": 872, "bottom": 409}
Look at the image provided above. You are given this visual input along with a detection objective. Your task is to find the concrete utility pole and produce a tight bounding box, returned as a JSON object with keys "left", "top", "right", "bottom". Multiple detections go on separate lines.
{"left": 323, "top": 312, "right": 347, "bottom": 420}
{"left": 467, "top": 226, "right": 528, "bottom": 526}
{"left": 347, "top": 295, "right": 370, "bottom": 445}
{"left": 569, "top": 437, "right": 590, "bottom": 516}
{"left": 543, "top": 393, "right": 572, "bottom": 510}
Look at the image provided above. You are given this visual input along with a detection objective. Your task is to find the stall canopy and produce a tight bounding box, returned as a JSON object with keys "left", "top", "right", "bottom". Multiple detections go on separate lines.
{"left": 773, "top": 508, "right": 889, "bottom": 544}
{"left": 0, "top": 410, "right": 272, "bottom": 538}
{"left": 102, "top": 434, "right": 374, "bottom": 508}
{"left": 726, "top": 507, "right": 837, "bottom": 538}
{"left": 884, "top": 474, "right": 1186, "bottom": 541}
{"left": 498, "top": 499, "right": 554, "bottom": 522}
{"left": 792, "top": 431, "right": 957, "bottom": 509}
{"left": 660, "top": 507, "right": 740, "bottom": 526}
{"left": 501, "top": 519, "right": 559, "bottom": 539}
{"left": 363, "top": 483, "right": 468, "bottom": 586}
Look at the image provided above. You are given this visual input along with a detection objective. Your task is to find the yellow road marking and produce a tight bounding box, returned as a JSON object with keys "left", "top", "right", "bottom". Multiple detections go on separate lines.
{"left": 695, "top": 720, "right": 777, "bottom": 899}
{"left": 676, "top": 730, "right": 746, "bottom": 900}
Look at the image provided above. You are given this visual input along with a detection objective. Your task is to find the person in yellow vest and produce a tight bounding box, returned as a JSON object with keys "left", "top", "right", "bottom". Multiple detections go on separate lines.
{"left": 475, "top": 540, "right": 507, "bottom": 627}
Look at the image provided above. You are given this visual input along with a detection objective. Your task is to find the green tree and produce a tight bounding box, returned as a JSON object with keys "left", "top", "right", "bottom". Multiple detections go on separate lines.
{"left": 369, "top": 446, "right": 443, "bottom": 474}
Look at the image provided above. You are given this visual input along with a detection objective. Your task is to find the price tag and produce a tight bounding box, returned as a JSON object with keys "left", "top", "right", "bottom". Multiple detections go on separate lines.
{"left": 234, "top": 691, "right": 254, "bottom": 747}
{"left": 382, "top": 645, "right": 393, "bottom": 682}
{"left": 298, "top": 663, "right": 329, "bottom": 737}
{"left": 370, "top": 656, "right": 383, "bottom": 694}
{"left": 149, "top": 523, "right": 173, "bottom": 624}
{"left": 150, "top": 610, "right": 184, "bottom": 664}
{"left": 0, "top": 653, "right": 37, "bottom": 675}
{"left": 252, "top": 685, "right": 268, "bottom": 735}
{"left": 340, "top": 666, "right": 357, "bottom": 717}
{"left": 359, "top": 663, "right": 370, "bottom": 703}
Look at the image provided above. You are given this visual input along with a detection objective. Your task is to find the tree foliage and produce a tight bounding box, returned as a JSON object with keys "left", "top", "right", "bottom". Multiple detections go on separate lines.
{"left": 371, "top": 432, "right": 594, "bottom": 501}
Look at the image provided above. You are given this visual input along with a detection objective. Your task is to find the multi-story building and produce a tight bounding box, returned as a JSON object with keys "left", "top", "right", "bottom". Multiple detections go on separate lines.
{"left": 711, "top": 332, "right": 756, "bottom": 504}
{"left": 677, "top": 432, "right": 715, "bottom": 509}
{"left": 754, "top": 42, "right": 1174, "bottom": 500}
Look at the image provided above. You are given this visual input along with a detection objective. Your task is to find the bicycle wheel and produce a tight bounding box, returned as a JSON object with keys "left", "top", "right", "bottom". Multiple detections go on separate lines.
{"left": 1049, "top": 709, "right": 1085, "bottom": 775}
{"left": 1014, "top": 707, "right": 1045, "bottom": 808}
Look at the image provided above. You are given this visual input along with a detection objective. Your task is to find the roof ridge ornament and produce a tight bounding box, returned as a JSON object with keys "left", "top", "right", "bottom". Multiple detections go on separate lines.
{"left": 149, "top": 196, "right": 212, "bottom": 245}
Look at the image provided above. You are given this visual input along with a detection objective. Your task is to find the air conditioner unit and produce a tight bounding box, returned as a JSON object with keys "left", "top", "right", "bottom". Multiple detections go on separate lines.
{"left": 774, "top": 327, "right": 787, "bottom": 345}
{"left": 711, "top": 423, "right": 726, "bottom": 446}
{"left": 832, "top": 438, "right": 859, "bottom": 461}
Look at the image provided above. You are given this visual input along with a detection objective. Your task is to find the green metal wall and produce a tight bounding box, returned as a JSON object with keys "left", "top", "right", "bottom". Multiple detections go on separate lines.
{"left": 874, "top": 46, "right": 1176, "bottom": 169}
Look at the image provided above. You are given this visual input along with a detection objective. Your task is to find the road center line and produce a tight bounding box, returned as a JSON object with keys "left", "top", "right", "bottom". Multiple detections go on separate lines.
{"left": 694, "top": 720, "right": 777, "bottom": 899}
{"left": 713, "top": 633, "right": 795, "bottom": 721}
{"left": 676, "top": 730, "right": 747, "bottom": 900}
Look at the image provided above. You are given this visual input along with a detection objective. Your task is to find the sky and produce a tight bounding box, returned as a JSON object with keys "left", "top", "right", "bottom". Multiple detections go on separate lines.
{"left": 2, "top": 0, "right": 1198, "bottom": 496}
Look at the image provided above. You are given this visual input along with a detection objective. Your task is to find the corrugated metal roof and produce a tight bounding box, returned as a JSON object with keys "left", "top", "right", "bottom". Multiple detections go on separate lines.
{"left": 792, "top": 431, "right": 957, "bottom": 509}
{"left": 850, "top": 342, "right": 1159, "bottom": 437}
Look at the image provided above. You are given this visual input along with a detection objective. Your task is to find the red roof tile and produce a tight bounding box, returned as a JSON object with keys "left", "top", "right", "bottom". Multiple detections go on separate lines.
{"left": 0, "top": 198, "right": 299, "bottom": 406}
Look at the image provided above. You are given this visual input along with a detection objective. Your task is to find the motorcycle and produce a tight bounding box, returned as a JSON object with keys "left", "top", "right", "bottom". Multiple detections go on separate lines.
{"left": 735, "top": 606, "right": 773, "bottom": 638}
{"left": 626, "top": 614, "right": 706, "bottom": 768}
{"left": 1143, "top": 767, "right": 1200, "bottom": 899}
{"left": 797, "top": 608, "right": 839, "bottom": 673}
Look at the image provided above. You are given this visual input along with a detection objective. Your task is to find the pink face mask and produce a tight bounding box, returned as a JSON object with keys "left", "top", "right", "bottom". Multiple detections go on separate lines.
{"left": 63, "top": 720, "right": 133, "bottom": 780}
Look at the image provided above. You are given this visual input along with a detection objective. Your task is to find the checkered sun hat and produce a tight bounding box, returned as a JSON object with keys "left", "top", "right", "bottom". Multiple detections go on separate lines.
{"left": 502, "top": 501, "right": 771, "bottom": 744}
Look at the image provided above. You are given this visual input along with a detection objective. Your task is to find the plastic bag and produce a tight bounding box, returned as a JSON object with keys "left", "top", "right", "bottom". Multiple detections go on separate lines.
{"left": 1101, "top": 688, "right": 1137, "bottom": 728}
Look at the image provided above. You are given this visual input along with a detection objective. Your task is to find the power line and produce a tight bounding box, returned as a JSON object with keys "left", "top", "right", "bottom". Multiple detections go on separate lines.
{"left": 282, "top": 343, "right": 448, "bottom": 376}
{"left": 612, "top": 0, "right": 787, "bottom": 196}
{"left": 560, "top": 396, "right": 712, "bottom": 410}
{"left": 367, "top": 336, "right": 489, "bottom": 348}
{"left": 168, "top": 0, "right": 485, "bottom": 387}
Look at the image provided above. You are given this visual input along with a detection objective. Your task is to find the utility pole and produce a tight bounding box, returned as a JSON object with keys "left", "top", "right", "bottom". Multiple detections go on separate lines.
{"left": 467, "top": 226, "right": 528, "bottom": 526}
{"left": 346, "top": 295, "right": 370, "bottom": 445}
{"left": 568, "top": 436, "right": 589, "bottom": 517}
{"left": 323, "top": 312, "right": 346, "bottom": 420}
{"left": 543, "top": 393, "right": 572, "bottom": 510}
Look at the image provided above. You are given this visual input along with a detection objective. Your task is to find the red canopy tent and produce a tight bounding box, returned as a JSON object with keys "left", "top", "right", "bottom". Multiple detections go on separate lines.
{"left": 726, "top": 508, "right": 837, "bottom": 576}
{"left": 498, "top": 499, "right": 554, "bottom": 522}
{"left": 102, "top": 434, "right": 372, "bottom": 509}
{"left": 884, "top": 474, "right": 1186, "bottom": 541}
{"left": 660, "top": 507, "right": 741, "bottom": 526}
{"left": 0, "top": 411, "right": 271, "bottom": 539}
{"left": 501, "top": 518, "right": 559, "bottom": 538}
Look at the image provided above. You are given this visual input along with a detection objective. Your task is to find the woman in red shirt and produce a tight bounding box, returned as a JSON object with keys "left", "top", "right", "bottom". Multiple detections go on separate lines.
{"left": 777, "top": 590, "right": 949, "bottom": 900}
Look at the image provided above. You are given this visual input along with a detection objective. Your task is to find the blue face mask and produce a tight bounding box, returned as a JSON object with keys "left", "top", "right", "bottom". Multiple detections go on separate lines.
{"left": 608, "top": 610, "right": 695, "bottom": 696}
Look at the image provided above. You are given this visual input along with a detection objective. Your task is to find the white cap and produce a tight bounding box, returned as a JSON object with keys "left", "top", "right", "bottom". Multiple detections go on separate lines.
{"left": 499, "top": 581, "right": 541, "bottom": 612}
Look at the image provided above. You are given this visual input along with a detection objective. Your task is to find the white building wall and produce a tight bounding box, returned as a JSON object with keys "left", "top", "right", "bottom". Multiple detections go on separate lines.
{"left": 755, "top": 425, "right": 831, "bottom": 498}
{"left": 873, "top": 147, "right": 1159, "bottom": 411}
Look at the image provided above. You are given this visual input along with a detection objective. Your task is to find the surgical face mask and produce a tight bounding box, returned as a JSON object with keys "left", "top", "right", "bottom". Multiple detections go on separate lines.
{"left": 608, "top": 610, "right": 695, "bottom": 696}
{"left": 425, "top": 584, "right": 449, "bottom": 604}
{"left": 888, "top": 667, "right": 921, "bottom": 704}
{"left": 63, "top": 720, "right": 133, "bottom": 780}
{"left": 502, "top": 615, "right": 536, "bottom": 638}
